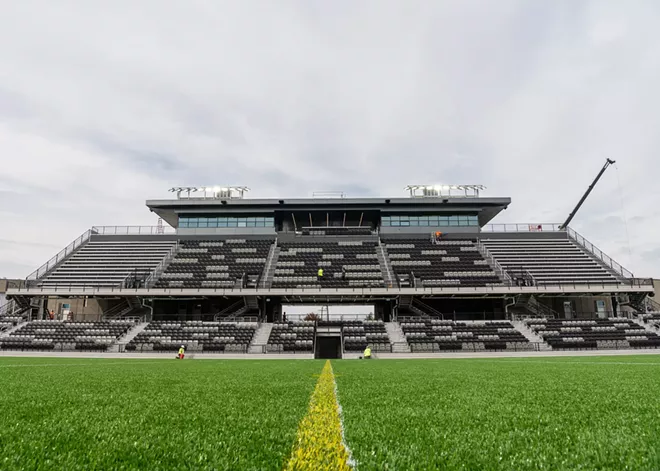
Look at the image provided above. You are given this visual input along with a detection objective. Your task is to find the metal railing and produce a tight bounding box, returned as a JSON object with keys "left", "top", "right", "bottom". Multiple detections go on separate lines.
{"left": 566, "top": 227, "right": 634, "bottom": 279}
{"left": 481, "top": 223, "right": 562, "bottom": 233}
{"left": 8, "top": 277, "right": 655, "bottom": 295}
{"left": 475, "top": 239, "right": 513, "bottom": 284}
{"left": 25, "top": 229, "right": 93, "bottom": 284}
{"left": 144, "top": 242, "right": 179, "bottom": 288}
{"left": 378, "top": 238, "right": 395, "bottom": 287}
{"left": 91, "top": 225, "right": 177, "bottom": 235}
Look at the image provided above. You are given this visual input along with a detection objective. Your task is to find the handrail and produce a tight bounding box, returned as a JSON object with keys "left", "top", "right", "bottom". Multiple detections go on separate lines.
{"left": 0, "top": 300, "right": 17, "bottom": 317}
{"left": 412, "top": 298, "right": 444, "bottom": 320}
{"left": 144, "top": 241, "right": 179, "bottom": 288}
{"left": 475, "top": 239, "right": 513, "bottom": 284}
{"left": 8, "top": 276, "right": 655, "bottom": 296}
{"left": 91, "top": 225, "right": 177, "bottom": 235}
{"left": 566, "top": 227, "right": 634, "bottom": 279}
{"left": 481, "top": 223, "right": 562, "bottom": 233}
{"left": 378, "top": 238, "right": 395, "bottom": 287}
{"left": 25, "top": 229, "right": 93, "bottom": 284}
{"left": 260, "top": 238, "right": 278, "bottom": 288}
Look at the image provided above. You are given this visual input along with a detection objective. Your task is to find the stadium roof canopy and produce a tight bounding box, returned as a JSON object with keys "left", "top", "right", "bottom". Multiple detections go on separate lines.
{"left": 147, "top": 195, "right": 511, "bottom": 228}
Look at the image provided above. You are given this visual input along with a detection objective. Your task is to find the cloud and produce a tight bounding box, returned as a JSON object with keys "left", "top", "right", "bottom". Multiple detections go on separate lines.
{"left": 0, "top": 0, "right": 659, "bottom": 278}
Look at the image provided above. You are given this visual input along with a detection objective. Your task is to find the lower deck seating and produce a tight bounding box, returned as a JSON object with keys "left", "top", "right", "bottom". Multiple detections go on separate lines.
{"left": 343, "top": 320, "right": 391, "bottom": 352}
{"left": 267, "top": 321, "right": 315, "bottom": 352}
{"left": 125, "top": 321, "right": 257, "bottom": 353}
{"left": 526, "top": 318, "right": 660, "bottom": 349}
{"left": 0, "top": 316, "right": 24, "bottom": 332}
{"left": 642, "top": 313, "right": 660, "bottom": 329}
{"left": 400, "top": 319, "right": 531, "bottom": 351}
{"left": 0, "top": 320, "right": 134, "bottom": 351}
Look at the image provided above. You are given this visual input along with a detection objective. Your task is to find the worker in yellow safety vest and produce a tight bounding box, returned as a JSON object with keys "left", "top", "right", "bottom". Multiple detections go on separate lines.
{"left": 178, "top": 345, "right": 185, "bottom": 360}
{"left": 363, "top": 346, "right": 372, "bottom": 359}
{"left": 317, "top": 268, "right": 324, "bottom": 278}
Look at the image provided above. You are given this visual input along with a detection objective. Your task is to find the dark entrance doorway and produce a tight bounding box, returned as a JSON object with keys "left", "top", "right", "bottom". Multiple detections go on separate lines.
{"left": 315, "top": 336, "right": 342, "bottom": 359}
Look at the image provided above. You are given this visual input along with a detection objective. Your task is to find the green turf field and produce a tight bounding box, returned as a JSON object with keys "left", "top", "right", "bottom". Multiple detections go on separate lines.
{"left": 1, "top": 356, "right": 659, "bottom": 470}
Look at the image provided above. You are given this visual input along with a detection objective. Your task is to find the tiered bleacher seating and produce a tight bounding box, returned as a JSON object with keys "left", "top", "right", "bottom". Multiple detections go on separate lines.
{"left": 36, "top": 240, "right": 176, "bottom": 288}
{"left": 400, "top": 319, "right": 532, "bottom": 351}
{"left": 0, "top": 320, "right": 134, "bottom": 351}
{"left": 272, "top": 239, "right": 384, "bottom": 288}
{"left": 343, "top": 320, "right": 391, "bottom": 352}
{"left": 125, "top": 320, "right": 256, "bottom": 353}
{"left": 266, "top": 321, "right": 315, "bottom": 352}
{"left": 383, "top": 238, "right": 502, "bottom": 287}
{"left": 481, "top": 238, "right": 619, "bottom": 284}
{"left": 525, "top": 318, "right": 660, "bottom": 349}
{"left": 155, "top": 239, "right": 273, "bottom": 289}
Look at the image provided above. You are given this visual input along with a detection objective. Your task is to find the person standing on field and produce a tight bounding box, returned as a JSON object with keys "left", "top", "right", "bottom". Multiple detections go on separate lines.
{"left": 178, "top": 345, "right": 185, "bottom": 359}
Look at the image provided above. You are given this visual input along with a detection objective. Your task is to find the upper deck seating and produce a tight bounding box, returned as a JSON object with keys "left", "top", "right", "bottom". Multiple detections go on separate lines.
{"left": 0, "top": 320, "right": 134, "bottom": 351}
{"left": 525, "top": 318, "right": 660, "bottom": 349}
{"left": 301, "top": 227, "right": 373, "bottom": 236}
{"left": 343, "top": 320, "right": 391, "bottom": 352}
{"left": 383, "top": 238, "right": 503, "bottom": 288}
{"left": 481, "top": 238, "right": 619, "bottom": 284}
{"left": 272, "top": 239, "right": 384, "bottom": 288}
{"left": 155, "top": 238, "right": 273, "bottom": 289}
{"left": 36, "top": 240, "right": 176, "bottom": 288}
{"left": 125, "top": 320, "right": 257, "bottom": 352}
{"left": 400, "top": 319, "right": 531, "bottom": 351}
{"left": 266, "top": 321, "right": 315, "bottom": 352}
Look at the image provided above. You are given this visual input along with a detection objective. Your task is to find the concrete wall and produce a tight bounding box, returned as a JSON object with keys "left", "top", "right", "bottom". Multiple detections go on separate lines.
{"left": 542, "top": 296, "right": 614, "bottom": 318}
{"left": 45, "top": 297, "right": 106, "bottom": 322}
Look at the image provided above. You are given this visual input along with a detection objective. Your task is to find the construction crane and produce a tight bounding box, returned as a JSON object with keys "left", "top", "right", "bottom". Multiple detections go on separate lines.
{"left": 559, "top": 158, "right": 615, "bottom": 230}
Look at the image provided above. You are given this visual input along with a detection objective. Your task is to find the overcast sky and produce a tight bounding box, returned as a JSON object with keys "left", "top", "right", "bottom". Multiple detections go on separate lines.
{"left": 1, "top": 0, "right": 659, "bottom": 279}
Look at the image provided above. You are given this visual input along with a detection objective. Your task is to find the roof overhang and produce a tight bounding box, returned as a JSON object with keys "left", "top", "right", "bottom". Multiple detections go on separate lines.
{"left": 146, "top": 196, "right": 512, "bottom": 228}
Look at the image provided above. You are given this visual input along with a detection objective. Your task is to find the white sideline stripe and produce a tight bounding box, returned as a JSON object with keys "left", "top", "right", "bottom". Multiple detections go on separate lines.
{"left": 0, "top": 361, "right": 165, "bottom": 368}
{"left": 330, "top": 362, "right": 356, "bottom": 469}
{"left": 482, "top": 359, "right": 660, "bottom": 366}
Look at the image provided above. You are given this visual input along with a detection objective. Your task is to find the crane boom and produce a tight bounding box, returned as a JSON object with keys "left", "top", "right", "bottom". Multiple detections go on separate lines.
{"left": 559, "top": 158, "right": 616, "bottom": 230}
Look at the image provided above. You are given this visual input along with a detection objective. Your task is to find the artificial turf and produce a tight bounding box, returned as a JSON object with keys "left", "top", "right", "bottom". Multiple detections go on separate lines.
{"left": 0, "top": 358, "right": 320, "bottom": 471}
{"left": 2, "top": 356, "right": 660, "bottom": 470}
{"left": 333, "top": 356, "right": 660, "bottom": 470}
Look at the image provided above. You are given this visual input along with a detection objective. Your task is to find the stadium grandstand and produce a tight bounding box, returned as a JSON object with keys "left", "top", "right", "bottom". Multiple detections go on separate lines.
{"left": 2, "top": 184, "right": 659, "bottom": 358}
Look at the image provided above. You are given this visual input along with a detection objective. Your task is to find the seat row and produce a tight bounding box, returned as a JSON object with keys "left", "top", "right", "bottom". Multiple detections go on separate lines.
{"left": 525, "top": 318, "right": 660, "bottom": 349}
{"left": 0, "top": 320, "right": 135, "bottom": 351}
{"left": 126, "top": 320, "right": 257, "bottom": 353}
{"left": 400, "top": 320, "right": 530, "bottom": 351}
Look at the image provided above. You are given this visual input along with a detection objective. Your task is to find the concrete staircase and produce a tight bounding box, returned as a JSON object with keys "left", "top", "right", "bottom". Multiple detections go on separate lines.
{"left": 632, "top": 317, "right": 659, "bottom": 334}
{"left": 260, "top": 240, "right": 280, "bottom": 289}
{"left": 386, "top": 322, "right": 411, "bottom": 353}
{"left": 513, "top": 321, "right": 552, "bottom": 350}
{"left": 249, "top": 323, "right": 273, "bottom": 353}
{"left": 108, "top": 322, "right": 149, "bottom": 352}
{"left": 377, "top": 240, "right": 396, "bottom": 288}
{"left": 0, "top": 321, "right": 28, "bottom": 339}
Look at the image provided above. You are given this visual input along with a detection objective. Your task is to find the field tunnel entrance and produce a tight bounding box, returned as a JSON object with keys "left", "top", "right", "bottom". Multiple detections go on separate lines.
{"left": 315, "top": 335, "right": 342, "bottom": 359}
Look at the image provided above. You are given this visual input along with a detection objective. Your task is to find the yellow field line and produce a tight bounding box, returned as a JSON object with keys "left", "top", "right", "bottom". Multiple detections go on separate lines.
{"left": 285, "top": 360, "right": 353, "bottom": 471}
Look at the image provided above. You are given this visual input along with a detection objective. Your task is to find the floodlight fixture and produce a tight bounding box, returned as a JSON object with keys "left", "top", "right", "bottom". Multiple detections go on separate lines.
{"left": 404, "top": 184, "right": 486, "bottom": 198}
{"left": 169, "top": 186, "right": 250, "bottom": 200}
